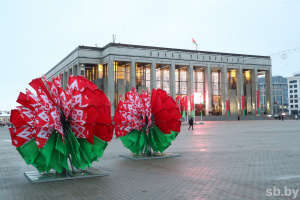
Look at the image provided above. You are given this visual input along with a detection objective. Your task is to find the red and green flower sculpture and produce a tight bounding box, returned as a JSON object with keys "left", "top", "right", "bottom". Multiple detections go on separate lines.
{"left": 113, "top": 88, "right": 181, "bottom": 155}
{"left": 9, "top": 75, "right": 113, "bottom": 173}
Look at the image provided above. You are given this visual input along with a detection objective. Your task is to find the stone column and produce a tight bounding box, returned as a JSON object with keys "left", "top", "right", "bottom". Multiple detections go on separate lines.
{"left": 130, "top": 60, "right": 136, "bottom": 88}
{"left": 221, "top": 66, "right": 228, "bottom": 115}
{"left": 68, "top": 67, "right": 72, "bottom": 78}
{"left": 265, "top": 69, "right": 273, "bottom": 115}
{"left": 77, "top": 62, "right": 81, "bottom": 76}
{"left": 108, "top": 57, "right": 114, "bottom": 116}
{"left": 236, "top": 66, "right": 244, "bottom": 115}
{"left": 60, "top": 73, "right": 64, "bottom": 88}
{"left": 169, "top": 62, "right": 176, "bottom": 99}
{"left": 63, "top": 70, "right": 68, "bottom": 90}
{"left": 150, "top": 61, "right": 156, "bottom": 91}
{"left": 72, "top": 63, "right": 77, "bottom": 76}
{"left": 204, "top": 65, "right": 212, "bottom": 115}
{"left": 160, "top": 67, "right": 163, "bottom": 89}
{"left": 187, "top": 64, "right": 194, "bottom": 118}
{"left": 251, "top": 67, "right": 258, "bottom": 115}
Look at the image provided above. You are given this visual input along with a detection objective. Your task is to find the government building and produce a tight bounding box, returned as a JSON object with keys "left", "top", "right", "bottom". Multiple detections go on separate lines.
{"left": 45, "top": 43, "right": 273, "bottom": 117}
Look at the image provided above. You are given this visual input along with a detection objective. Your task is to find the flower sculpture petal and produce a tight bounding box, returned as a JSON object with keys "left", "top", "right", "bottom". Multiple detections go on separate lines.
{"left": 9, "top": 75, "right": 113, "bottom": 173}
{"left": 113, "top": 88, "right": 181, "bottom": 154}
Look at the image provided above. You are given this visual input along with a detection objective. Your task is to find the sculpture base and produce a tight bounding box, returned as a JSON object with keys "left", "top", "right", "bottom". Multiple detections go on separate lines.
{"left": 119, "top": 153, "right": 182, "bottom": 160}
{"left": 24, "top": 168, "right": 109, "bottom": 183}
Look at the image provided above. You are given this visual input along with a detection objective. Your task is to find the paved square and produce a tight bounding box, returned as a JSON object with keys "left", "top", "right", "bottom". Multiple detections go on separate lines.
{"left": 1, "top": 120, "right": 300, "bottom": 200}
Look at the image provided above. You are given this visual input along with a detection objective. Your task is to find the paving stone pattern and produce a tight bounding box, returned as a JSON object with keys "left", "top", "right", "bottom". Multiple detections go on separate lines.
{"left": 1, "top": 120, "right": 300, "bottom": 200}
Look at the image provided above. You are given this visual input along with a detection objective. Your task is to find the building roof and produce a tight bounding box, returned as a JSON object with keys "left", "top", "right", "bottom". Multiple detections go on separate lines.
{"left": 0, "top": 112, "right": 10, "bottom": 117}
{"left": 85, "top": 43, "right": 271, "bottom": 58}
{"left": 47, "top": 43, "right": 271, "bottom": 77}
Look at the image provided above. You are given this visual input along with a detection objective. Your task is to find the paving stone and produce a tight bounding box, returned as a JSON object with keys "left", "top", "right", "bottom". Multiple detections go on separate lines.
{"left": 1, "top": 120, "right": 300, "bottom": 199}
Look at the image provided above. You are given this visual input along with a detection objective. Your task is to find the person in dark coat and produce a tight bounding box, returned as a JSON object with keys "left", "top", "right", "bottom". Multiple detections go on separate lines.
{"left": 188, "top": 117, "right": 194, "bottom": 130}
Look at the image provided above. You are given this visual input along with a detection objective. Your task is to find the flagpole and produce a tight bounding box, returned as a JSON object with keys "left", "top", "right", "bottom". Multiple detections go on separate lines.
{"left": 196, "top": 44, "right": 198, "bottom": 51}
{"left": 194, "top": 96, "right": 195, "bottom": 122}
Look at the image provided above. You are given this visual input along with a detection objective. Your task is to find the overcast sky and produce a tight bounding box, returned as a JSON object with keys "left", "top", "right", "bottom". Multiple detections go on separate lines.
{"left": 0, "top": 0, "right": 299, "bottom": 111}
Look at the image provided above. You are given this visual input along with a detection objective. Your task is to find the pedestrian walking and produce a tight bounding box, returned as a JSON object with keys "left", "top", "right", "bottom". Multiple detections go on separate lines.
{"left": 295, "top": 115, "right": 298, "bottom": 120}
{"left": 237, "top": 116, "right": 240, "bottom": 121}
{"left": 281, "top": 115, "right": 284, "bottom": 121}
{"left": 188, "top": 117, "right": 194, "bottom": 130}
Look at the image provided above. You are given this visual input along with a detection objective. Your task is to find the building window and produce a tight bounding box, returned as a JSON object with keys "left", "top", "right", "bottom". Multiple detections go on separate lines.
{"left": 228, "top": 70, "right": 237, "bottom": 89}
{"left": 290, "top": 95, "right": 293, "bottom": 98}
{"left": 215, "top": 57, "right": 217, "bottom": 60}
{"left": 203, "top": 56, "right": 204, "bottom": 60}
{"left": 290, "top": 85, "right": 293, "bottom": 88}
{"left": 294, "top": 90, "right": 298, "bottom": 93}
{"left": 150, "top": 52, "right": 152, "bottom": 56}
{"left": 136, "top": 64, "right": 150, "bottom": 91}
{"left": 244, "top": 71, "right": 251, "bottom": 84}
{"left": 172, "top": 53, "right": 173, "bottom": 57}
{"left": 212, "top": 71, "right": 221, "bottom": 115}
{"left": 294, "top": 85, "right": 298, "bottom": 88}
{"left": 197, "top": 55, "right": 198, "bottom": 59}
{"left": 156, "top": 68, "right": 161, "bottom": 89}
{"left": 290, "top": 100, "right": 293, "bottom": 103}
{"left": 175, "top": 68, "right": 187, "bottom": 96}
{"left": 295, "top": 95, "right": 298, "bottom": 98}
{"left": 274, "top": 84, "right": 281, "bottom": 89}
{"left": 194, "top": 69, "right": 204, "bottom": 93}
{"left": 276, "top": 90, "right": 282, "bottom": 95}
{"left": 221, "top": 57, "right": 222, "bottom": 61}
{"left": 98, "top": 64, "right": 108, "bottom": 80}
{"left": 209, "top": 56, "right": 211, "bottom": 60}
{"left": 291, "top": 105, "right": 294, "bottom": 108}
{"left": 175, "top": 69, "right": 179, "bottom": 94}
{"left": 158, "top": 52, "right": 159, "bottom": 56}
{"left": 276, "top": 96, "right": 282, "bottom": 105}
{"left": 179, "top": 54, "right": 181, "bottom": 58}
{"left": 296, "top": 105, "right": 299, "bottom": 108}
{"left": 290, "top": 80, "right": 297, "bottom": 83}
{"left": 114, "top": 61, "right": 130, "bottom": 107}
{"left": 165, "top": 53, "right": 167, "bottom": 57}
{"left": 85, "top": 64, "right": 100, "bottom": 82}
{"left": 190, "top": 55, "right": 192, "bottom": 59}
{"left": 161, "top": 67, "right": 170, "bottom": 94}
{"left": 295, "top": 100, "right": 299, "bottom": 103}
{"left": 290, "top": 90, "right": 293, "bottom": 93}
{"left": 212, "top": 71, "right": 220, "bottom": 95}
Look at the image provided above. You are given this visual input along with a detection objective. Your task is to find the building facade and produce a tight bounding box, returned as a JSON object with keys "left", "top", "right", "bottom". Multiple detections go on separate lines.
{"left": 258, "top": 75, "right": 288, "bottom": 115}
{"left": 287, "top": 73, "right": 300, "bottom": 115}
{"left": 45, "top": 43, "right": 273, "bottom": 116}
{"left": 0, "top": 112, "right": 10, "bottom": 126}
